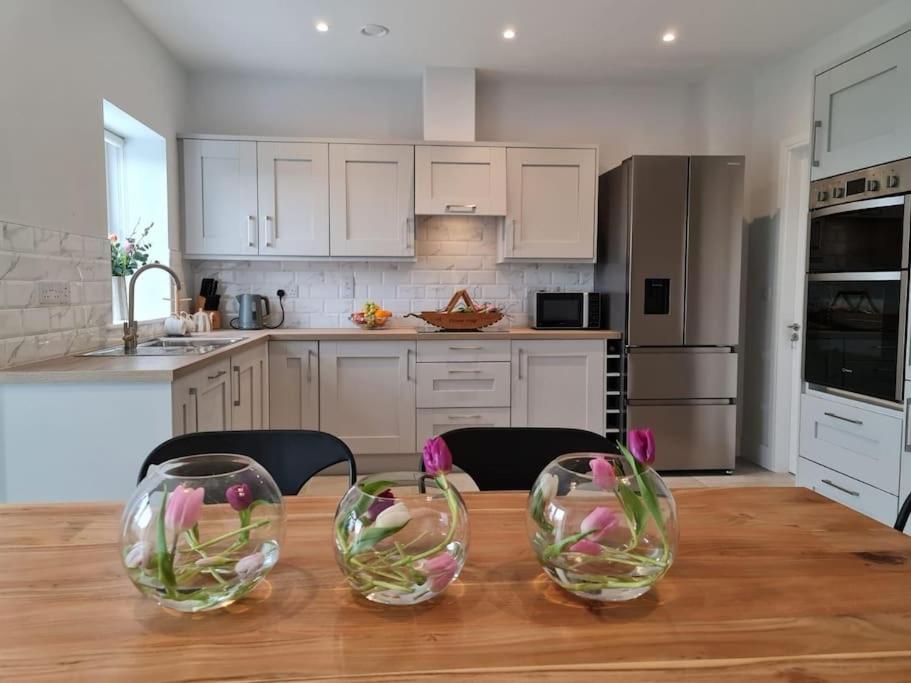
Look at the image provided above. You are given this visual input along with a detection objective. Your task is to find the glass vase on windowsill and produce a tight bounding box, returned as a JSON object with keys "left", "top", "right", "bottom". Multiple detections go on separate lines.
{"left": 109, "top": 221, "right": 153, "bottom": 321}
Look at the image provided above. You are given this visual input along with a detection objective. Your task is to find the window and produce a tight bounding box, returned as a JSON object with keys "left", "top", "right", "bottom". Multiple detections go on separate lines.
{"left": 103, "top": 100, "right": 171, "bottom": 322}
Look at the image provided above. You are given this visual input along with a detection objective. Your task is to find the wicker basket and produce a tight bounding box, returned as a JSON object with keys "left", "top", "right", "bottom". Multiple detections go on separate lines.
{"left": 407, "top": 289, "right": 503, "bottom": 331}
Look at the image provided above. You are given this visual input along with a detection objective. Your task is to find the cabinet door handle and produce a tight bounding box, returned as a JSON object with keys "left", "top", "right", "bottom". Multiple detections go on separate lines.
{"left": 445, "top": 204, "right": 477, "bottom": 213}
{"left": 405, "top": 348, "right": 413, "bottom": 381}
{"left": 449, "top": 346, "right": 483, "bottom": 351}
{"left": 448, "top": 414, "right": 483, "bottom": 420}
{"left": 821, "top": 479, "right": 860, "bottom": 497}
{"left": 306, "top": 349, "right": 313, "bottom": 383}
{"left": 247, "top": 216, "right": 256, "bottom": 247}
{"left": 207, "top": 370, "right": 226, "bottom": 381}
{"left": 811, "top": 120, "right": 822, "bottom": 168}
{"left": 188, "top": 387, "right": 199, "bottom": 432}
{"left": 517, "top": 348, "right": 525, "bottom": 380}
{"left": 448, "top": 369, "right": 483, "bottom": 374}
{"left": 264, "top": 215, "right": 274, "bottom": 247}
{"left": 233, "top": 365, "right": 241, "bottom": 406}
{"left": 906, "top": 398, "right": 911, "bottom": 451}
{"left": 511, "top": 219, "right": 518, "bottom": 251}
{"left": 823, "top": 411, "right": 862, "bottom": 426}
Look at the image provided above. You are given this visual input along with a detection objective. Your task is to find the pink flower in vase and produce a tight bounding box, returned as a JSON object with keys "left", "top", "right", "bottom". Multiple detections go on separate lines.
{"left": 225, "top": 482, "right": 253, "bottom": 511}
{"left": 569, "top": 538, "right": 603, "bottom": 556}
{"left": 580, "top": 506, "right": 620, "bottom": 542}
{"left": 423, "top": 436, "right": 453, "bottom": 476}
{"left": 416, "top": 551, "right": 459, "bottom": 592}
{"left": 124, "top": 541, "right": 152, "bottom": 568}
{"left": 365, "top": 489, "right": 395, "bottom": 522}
{"left": 628, "top": 428, "right": 656, "bottom": 465}
{"left": 123, "top": 240, "right": 135, "bottom": 254}
{"left": 234, "top": 551, "right": 265, "bottom": 580}
{"left": 165, "top": 484, "right": 205, "bottom": 531}
{"left": 589, "top": 456, "right": 616, "bottom": 489}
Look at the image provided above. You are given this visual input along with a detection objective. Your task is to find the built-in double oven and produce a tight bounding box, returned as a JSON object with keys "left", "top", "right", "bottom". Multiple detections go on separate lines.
{"left": 805, "top": 157, "right": 911, "bottom": 405}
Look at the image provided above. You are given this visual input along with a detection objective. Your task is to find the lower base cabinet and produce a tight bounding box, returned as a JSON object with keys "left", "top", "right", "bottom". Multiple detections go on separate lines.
{"left": 798, "top": 456, "right": 898, "bottom": 527}
{"left": 172, "top": 359, "right": 232, "bottom": 435}
{"left": 269, "top": 341, "right": 319, "bottom": 429}
{"left": 417, "top": 407, "right": 511, "bottom": 445}
{"left": 231, "top": 343, "right": 269, "bottom": 430}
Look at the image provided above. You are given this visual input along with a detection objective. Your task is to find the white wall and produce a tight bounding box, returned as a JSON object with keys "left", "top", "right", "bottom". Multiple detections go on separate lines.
{"left": 740, "top": 0, "right": 911, "bottom": 469}
{"left": 0, "top": 0, "right": 188, "bottom": 367}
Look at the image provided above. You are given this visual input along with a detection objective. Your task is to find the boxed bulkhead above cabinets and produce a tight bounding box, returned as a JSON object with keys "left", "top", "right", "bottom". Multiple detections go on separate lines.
{"left": 181, "top": 137, "right": 598, "bottom": 262}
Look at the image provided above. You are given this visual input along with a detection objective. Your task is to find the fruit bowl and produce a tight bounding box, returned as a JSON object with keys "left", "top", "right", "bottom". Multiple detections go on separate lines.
{"left": 350, "top": 302, "right": 392, "bottom": 329}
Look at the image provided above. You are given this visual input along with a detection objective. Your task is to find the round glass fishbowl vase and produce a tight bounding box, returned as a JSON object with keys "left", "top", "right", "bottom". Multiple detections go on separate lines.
{"left": 120, "top": 454, "right": 286, "bottom": 613}
{"left": 526, "top": 452, "right": 677, "bottom": 602}
{"left": 334, "top": 472, "right": 469, "bottom": 605}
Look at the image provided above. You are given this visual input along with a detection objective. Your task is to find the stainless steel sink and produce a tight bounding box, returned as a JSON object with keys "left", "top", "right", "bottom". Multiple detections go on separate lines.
{"left": 80, "top": 337, "right": 246, "bottom": 357}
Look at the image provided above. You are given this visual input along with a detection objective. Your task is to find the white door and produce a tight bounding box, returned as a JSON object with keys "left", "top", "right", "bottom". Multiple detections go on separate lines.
{"left": 269, "top": 341, "right": 319, "bottom": 429}
{"left": 319, "top": 341, "right": 416, "bottom": 454}
{"left": 415, "top": 146, "right": 506, "bottom": 216}
{"left": 257, "top": 142, "right": 330, "bottom": 257}
{"left": 183, "top": 139, "right": 258, "bottom": 256}
{"left": 502, "top": 147, "right": 596, "bottom": 260}
{"left": 329, "top": 144, "right": 415, "bottom": 257}
{"left": 771, "top": 139, "right": 810, "bottom": 474}
{"left": 511, "top": 340, "right": 605, "bottom": 433}
{"left": 812, "top": 30, "right": 911, "bottom": 180}
{"left": 231, "top": 344, "right": 268, "bottom": 430}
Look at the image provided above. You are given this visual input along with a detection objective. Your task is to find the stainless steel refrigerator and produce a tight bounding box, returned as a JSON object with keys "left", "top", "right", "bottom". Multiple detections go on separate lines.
{"left": 596, "top": 156, "right": 744, "bottom": 471}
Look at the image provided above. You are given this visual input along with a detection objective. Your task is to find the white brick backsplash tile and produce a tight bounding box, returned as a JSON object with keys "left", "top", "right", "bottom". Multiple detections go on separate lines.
{"left": 367, "top": 284, "right": 399, "bottom": 299}
{"left": 0, "top": 281, "right": 36, "bottom": 308}
{"left": 0, "top": 309, "right": 22, "bottom": 338}
{"left": 309, "top": 283, "right": 339, "bottom": 298}
{"left": 21, "top": 308, "right": 50, "bottom": 334}
{"left": 411, "top": 270, "right": 440, "bottom": 284}
{"left": 34, "top": 229, "right": 63, "bottom": 255}
{"left": 61, "top": 234, "right": 83, "bottom": 256}
{"left": 291, "top": 299, "right": 324, "bottom": 313}
{"left": 309, "top": 313, "right": 340, "bottom": 327}
{"left": 324, "top": 299, "right": 355, "bottom": 314}
{"left": 49, "top": 306, "right": 75, "bottom": 330}
{"left": 382, "top": 268, "right": 412, "bottom": 284}
{"left": 481, "top": 285, "right": 511, "bottom": 299}
{"left": 426, "top": 284, "right": 459, "bottom": 299}
{"left": 468, "top": 271, "right": 497, "bottom": 284}
{"left": 552, "top": 270, "right": 580, "bottom": 285}
{"left": 438, "top": 270, "right": 469, "bottom": 285}
{"left": 396, "top": 285, "right": 425, "bottom": 299}
{"left": 1, "top": 224, "right": 34, "bottom": 252}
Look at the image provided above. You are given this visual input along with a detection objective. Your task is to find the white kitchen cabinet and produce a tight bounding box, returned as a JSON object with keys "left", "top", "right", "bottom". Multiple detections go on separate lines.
{"left": 798, "top": 456, "right": 898, "bottom": 527}
{"left": 319, "top": 341, "right": 416, "bottom": 453}
{"left": 329, "top": 144, "right": 415, "bottom": 257}
{"left": 183, "top": 139, "right": 258, "bottom": 256}
{"left": 268, "top": 341, "right": 319, "bottom": 429}
{"left": 511, "top": 340, "right": 605, "bottom": 433}
{"left": 171, "top": 358, "right": 233, "bottom": 435}
{"left": 257, "top": 142, "right": 330, "bottom": 257}
{"left": 415, "top": 146, "right": 506, "bottom": 216}
{"left": 231, "top": 343, "right": 269, "bottom": 430}
{"left": 417, "top": 407, "right": 511, "bottom": 446}
{"left": 417, "top": 362, "right": 511, "bottom": 408}
{"left": 812, "top": 29, "right": 911, "bottom": 180}
{"left": 501, "top": 147, "right": 597, "bottom": 261}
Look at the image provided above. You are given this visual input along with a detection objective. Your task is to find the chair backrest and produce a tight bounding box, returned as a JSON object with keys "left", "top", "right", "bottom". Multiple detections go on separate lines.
{"left": 429, "top": 427, "right": 615, "bottom": 491}
{"left": 138, "top": 430, "right": 357, "bottom": 495}
{"left": 895, "top": 492, "right": 911, "bottom": 532}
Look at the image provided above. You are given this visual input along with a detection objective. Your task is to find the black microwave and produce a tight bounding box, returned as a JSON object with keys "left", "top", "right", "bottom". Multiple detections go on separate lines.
{"left": 530, "top": 292, "right": 601, "bottom": 329}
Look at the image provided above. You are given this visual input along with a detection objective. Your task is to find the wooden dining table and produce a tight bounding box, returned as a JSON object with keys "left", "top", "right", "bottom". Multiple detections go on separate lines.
{"left": 1, "top": 487, "right": 910, "bottom": 681}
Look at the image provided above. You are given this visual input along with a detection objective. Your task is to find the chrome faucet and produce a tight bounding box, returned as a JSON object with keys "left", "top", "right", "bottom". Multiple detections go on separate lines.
{"left": 122, "top": 262, "right": 182, "bottom": 353}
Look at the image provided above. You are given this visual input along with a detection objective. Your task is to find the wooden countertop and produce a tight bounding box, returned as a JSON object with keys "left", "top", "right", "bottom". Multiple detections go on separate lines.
{"left": 0, "top": 327, "right": 621, "bottom": 384}
{"left": 1, "top": 487, "right": 909, "bottom": 681}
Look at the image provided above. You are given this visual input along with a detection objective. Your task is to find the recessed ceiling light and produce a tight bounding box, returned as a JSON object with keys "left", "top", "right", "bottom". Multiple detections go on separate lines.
{"left": 315, "top": 21, "right": 329, "bottom": 32}
{"left": 360, "top": 23, "right": 390, "bottom": 37}
{"left": 502, "top": 27, "right": 516, "bottom": 40}
{"left": 662, "top": 31, "right": 676, "bottom": 43}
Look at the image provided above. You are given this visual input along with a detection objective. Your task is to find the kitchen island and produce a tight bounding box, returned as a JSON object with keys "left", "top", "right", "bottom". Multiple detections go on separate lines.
{"left": 1, "top": 488, "right": 909, "bottom": 681}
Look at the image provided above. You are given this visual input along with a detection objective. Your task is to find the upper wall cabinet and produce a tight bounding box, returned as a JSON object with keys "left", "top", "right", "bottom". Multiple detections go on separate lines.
{"left": 329, "top": 144, "right": 415, "bottom": 257}
{"left": 500, "top": 147, "right": 597, "bottom": 261}
{"left": 415, "top": 146, "right": 506, "bottom": 216}
{"left": 257, "top": 142, "right": 330, "bottom": 257}
{"left": 812, "top": 29, "right": 911, "bottom": 180}
{"left": 183, "top": 139, "right": 259, "bottom": 256}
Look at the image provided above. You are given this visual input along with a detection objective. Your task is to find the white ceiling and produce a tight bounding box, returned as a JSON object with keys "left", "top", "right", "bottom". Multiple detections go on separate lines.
{"left": 123, "top": 0, "right": 890, "bottom": 83}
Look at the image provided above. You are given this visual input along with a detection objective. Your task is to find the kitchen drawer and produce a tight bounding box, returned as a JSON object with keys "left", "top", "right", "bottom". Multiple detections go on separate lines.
{"left": 416, "top": 362, "right": 511, "bottom": 408}
{"left": 417, "top": 408, "right": 510, "bottom": 444}
{"left": 417, "top": 339, "right": 511, "bottom": 363}
{"left": 798, "top": 456, "right": 898, "bottom": 527}
{"left": 799, "top": 392, "right": 902, "bottom": 494}
{"left": 627, "top": 349, "right": 737, "bottom": 399}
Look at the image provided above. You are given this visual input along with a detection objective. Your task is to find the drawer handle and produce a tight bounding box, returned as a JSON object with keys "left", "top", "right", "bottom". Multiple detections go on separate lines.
{"left": 821, "top": 478, "right": 860, "bottom": 497}
{"left": 233, "top": 365, "right": 241, "bottom": 407}
{"left": 823, "top": 411, "right": 862, "bottom": 426}
{"left": 448, "top": 346, "right": 483, "bottom": 351}
{"left": 448, "top": 415, "right": 483, "bottom": 420}
{"left": 207, "top": 370, "right": 227, "bottom": 381}
{"left": 448, "top": 369, "right": 483, "bottom": 374}
{"left": 445, "top": 204, "right": 477, "bottom": 213}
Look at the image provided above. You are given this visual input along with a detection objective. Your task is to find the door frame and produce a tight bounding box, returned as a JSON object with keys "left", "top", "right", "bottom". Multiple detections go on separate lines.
{"left": 770, "top": 134, "right": 811, "bottom": 474}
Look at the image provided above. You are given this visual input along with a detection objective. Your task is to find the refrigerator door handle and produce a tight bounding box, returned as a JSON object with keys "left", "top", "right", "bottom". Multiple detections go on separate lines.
{"left": 626, "top": 398, "right": 735, "bottom": 406}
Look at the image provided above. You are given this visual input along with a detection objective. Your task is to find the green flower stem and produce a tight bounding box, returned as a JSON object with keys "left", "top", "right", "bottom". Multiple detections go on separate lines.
{"left": 542, "top": 529, "right": 596, "bottom": 560}
{"left": 617, "top": 444, "right": 670, "bottom": 564}
{"left": 568, "top": 549, "right": 667, "bottom": 568}
{"left": 192, "top": 519, "right": 269, "bottom": 552}
{"left": 390, "top": 474, "right": 458, "bottom": 567}
{"left": 558, "top": 575, "right": 657, "bottom": 591}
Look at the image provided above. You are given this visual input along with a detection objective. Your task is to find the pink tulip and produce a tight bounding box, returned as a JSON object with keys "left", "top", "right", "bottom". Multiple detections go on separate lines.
{"left": 417, "top": 551, "right": 458, "bottom": 592}
{"left": 589, "top": 456, "right": 616, "bottom": 489}
{"left": 225, "top": 483, "right": 253, "bottom": 511}
{"left": 569, "top": 538, "right": 603, "bottom": 556}
{"left": 124, "top": 541, "right": 152, "bottom": 568}
{"left": 580, "top": 506, "right": 619, "bottom": 542}
{"left": 165, "top": 484, "right": 205, "bottom": 531}
{"left": 234, "top": 552, "right": 265, "bottom": 580}
{"left": 108, "top": 234, "right": 118, "bottom": 243}
{"left": 628, "top": 428, "right": 656, "bottom": 465}
{"left": 365, "top": 489, "right": 395, "bottom": 522}
{"left": 423, "top": 436, "right": 453, "bottom": 476}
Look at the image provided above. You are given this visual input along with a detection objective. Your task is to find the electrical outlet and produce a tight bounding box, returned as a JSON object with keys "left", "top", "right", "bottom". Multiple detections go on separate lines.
{"left": 285, "top": 285, "right": 300, "bottom": 298}
{"left": 37, "top": 282, "right": 71, "bottom": 306}
{"left": 340, "top": 276, "right": 354, "bottom": 299}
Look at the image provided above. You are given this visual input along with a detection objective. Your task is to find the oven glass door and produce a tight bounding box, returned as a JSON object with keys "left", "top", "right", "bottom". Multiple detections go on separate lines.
{"left": 808, "top": 197, "right": 907, "bottom": 273}
{"left": 537, "top": 294, "right": 583, "bottom": 328}
{"left": 804, "top": 273, "right": 906, "bottom": 402}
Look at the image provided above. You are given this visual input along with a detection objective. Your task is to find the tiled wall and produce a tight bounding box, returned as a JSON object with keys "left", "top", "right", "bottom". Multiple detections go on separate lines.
{"left": 0, "top": 220, "right": 181, "bottom": 368}
{"left": 191, "top": 217, "right": 595, "bottom": 329}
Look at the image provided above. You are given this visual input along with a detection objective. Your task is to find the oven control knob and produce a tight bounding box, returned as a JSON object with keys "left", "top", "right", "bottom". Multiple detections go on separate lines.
{"left": 887, "top": 174, "right": 900, "bottom": 188}
{"left": 816, "top": 190, "right": 828, "bottom": 202}
{"left": 867, "top": 179, "right": 880, "bottom": 192}
{"left": 832, "top": 187, "right": 845, "bottom": 199}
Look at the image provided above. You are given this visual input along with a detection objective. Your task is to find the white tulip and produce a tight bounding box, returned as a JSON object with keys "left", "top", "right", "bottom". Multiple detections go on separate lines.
{"left": 374, "top": 502, "right": 411, "bottom": 529}
{"left": 539, "top": 473, "right": 559, "bottom": 505}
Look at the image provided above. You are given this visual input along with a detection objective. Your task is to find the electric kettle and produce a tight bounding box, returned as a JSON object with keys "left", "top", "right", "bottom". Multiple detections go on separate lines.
{"left": 234, "top": 293, "right": 270, "bottom": 330}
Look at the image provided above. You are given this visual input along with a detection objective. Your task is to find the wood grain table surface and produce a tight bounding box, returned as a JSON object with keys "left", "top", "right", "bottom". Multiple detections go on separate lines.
{"left": 1, "top": 487, "right": 910, "bottom": 682}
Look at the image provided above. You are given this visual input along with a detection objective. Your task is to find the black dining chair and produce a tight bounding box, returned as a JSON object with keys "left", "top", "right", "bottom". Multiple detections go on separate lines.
{"left": 138, "top": 430, "right": 357, "bottom": 495}
{"left": 895, "top": 492, "right": 911, "bottom": 533}
{"left": 423, "top": 427, "right": 616, "bottom": 491}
